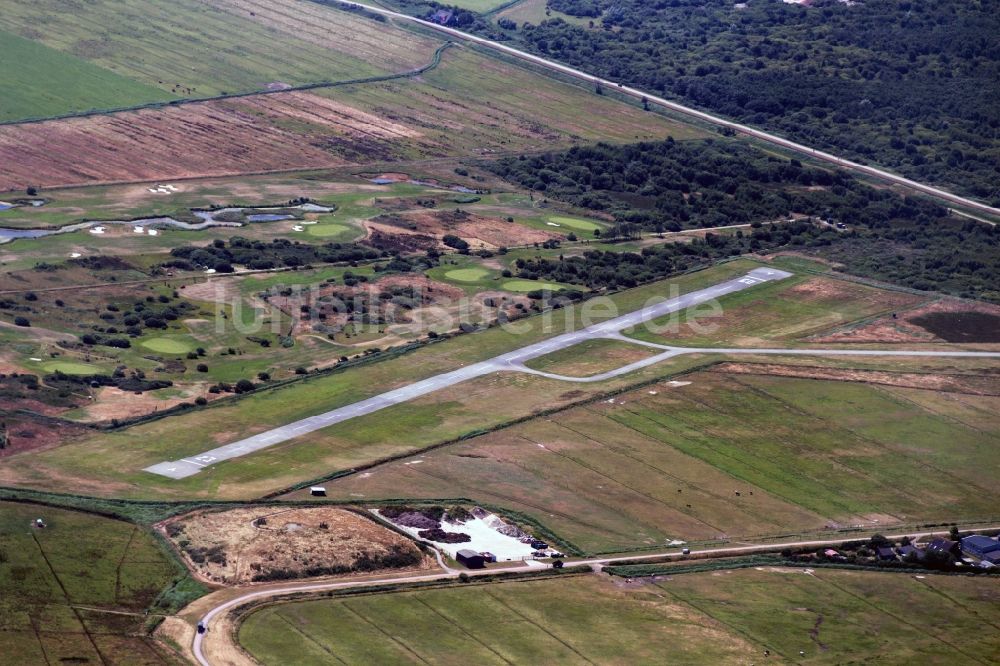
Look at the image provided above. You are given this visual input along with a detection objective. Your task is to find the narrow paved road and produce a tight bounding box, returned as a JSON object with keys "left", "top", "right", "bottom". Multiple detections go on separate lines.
{"left": 329, "top": 0, "right": 1000, "bottom": 217}
{"left": 192, "top": 524, "right": 1000, "bottom": 666}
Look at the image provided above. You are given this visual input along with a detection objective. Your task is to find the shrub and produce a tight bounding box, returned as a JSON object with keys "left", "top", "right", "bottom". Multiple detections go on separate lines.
{"left": 442, "top": 234, "right": 470, "bottom": 251}
{"left": 13, "top": 317, "right": 30, "bottom": 327}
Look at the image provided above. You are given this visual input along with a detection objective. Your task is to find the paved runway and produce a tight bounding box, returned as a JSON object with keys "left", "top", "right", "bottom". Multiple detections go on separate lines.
{"left": 145, "top": 268, "right": 792, "bottom": 478}
{"left": 145, "top": 267, "right": 1000, "bottom": 479}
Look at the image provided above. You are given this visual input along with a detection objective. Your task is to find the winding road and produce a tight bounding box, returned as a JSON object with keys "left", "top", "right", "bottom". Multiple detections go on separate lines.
{"left": 191, "top": 524, "right": 1000, "bottom": 666}
{"left": 329, "top": 0, "right": 1000, "bottom": 217}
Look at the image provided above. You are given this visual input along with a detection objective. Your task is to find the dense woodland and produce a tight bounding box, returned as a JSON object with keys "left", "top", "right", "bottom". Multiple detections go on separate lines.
{"left": 457, "top": 0, "right": 999, "bottom": 203}
{"left": 494, "top": 139, "right": 1000, "bottom": 301}
{"left": 491, "top": 138, "right": 871, "bottom": 229}
{"left": 164, "top": 238, "right": 380, "bottom": 272}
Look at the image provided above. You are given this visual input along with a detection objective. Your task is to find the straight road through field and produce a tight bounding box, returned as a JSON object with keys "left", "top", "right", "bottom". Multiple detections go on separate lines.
{"left": 144, "top": 268, "right": 792, "bottom": 479}
{"left": 329, "top": 0, "right": 1000, "bottom": 217}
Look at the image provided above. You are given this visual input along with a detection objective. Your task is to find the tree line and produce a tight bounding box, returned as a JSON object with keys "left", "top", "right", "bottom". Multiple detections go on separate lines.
{"left": 486, "top": 0, "right": 1000, "bottom": 204}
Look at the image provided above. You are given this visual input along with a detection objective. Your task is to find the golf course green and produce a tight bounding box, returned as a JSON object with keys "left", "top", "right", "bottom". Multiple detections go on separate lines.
{"left": 444, "top": 267, "right": 491, "bottom": 282}
{"left": 502, "top": 279, "right": 568, "bottom": 292}
{"left": 42, "top": 360, "right": 101, "bottom": 375}
{"left": 548, "top": 216, "right": 603, "bottom": 231}
{"left": 140, "top": 337, "right": 192, "bottom": 354}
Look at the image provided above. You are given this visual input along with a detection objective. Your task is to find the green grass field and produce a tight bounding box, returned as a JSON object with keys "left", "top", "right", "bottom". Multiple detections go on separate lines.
{"left": 320, "top": 46, "right": 706, "bottom": 158}
{"left": 0, "top": 29, "right": 172, "bottom": 122}
{"left": 319, "top": 368, "right": 1000, "bottom": 553}
{"left": 0, "top": 0, "right": 441, "bottom": 100}
{"left": 305, "top": 222, "right": 354, "bottom": 239}
{"left": 239, "top": 569, "right": 1000, "bottom": 665}
{"left": 502, "top": 278, "right": 570, "bottom": 292}
{"left": 495, "top": 0, "right": 594, "bottom": 27}
{"left": 41, "top": 360, "right": 101, "bottom": 375}
{"left": 523, "top": 338, "right": 659, "bottom": 376}
{"left": 443, "top": 267, "right": 491, "bottom": 282}
{"left": 140, "top": 337, "right": 192, "bottom": 354}
{"left": 441, "top": 0, "right": 514, "bottom": 11}
{"left": 624, "top": 272, "right": 928, "bottom": 347}
{"left": 546, "top": 215, "right": 603, "bottom": 232}
{"left": 0, "top": 501, "right": 186, "bottom": 664}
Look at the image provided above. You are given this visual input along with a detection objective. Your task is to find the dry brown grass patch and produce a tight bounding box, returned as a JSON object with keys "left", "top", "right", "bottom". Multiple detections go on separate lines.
{"left": 164, "top": 506, "right": 430, "bottom": 585}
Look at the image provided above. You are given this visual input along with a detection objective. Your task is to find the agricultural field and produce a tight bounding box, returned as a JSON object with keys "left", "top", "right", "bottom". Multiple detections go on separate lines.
{"left": 0, "top": 37, "right": 697, "bottom": 192}
{"left": 0, "top": 0, "right": 438, "bottom": 103}
{"left": 314, "top": 365, "right": 1000, "bottom": 553}
{"left": 0, "top": 29, "right": 171, "bottom": 122}
{"left": 0, "top": 92, "right": 421, "bottom": 191}
{"left": 0, "top": 501, "right": 188, "bottom": 665}
{"left": 323, "top": 45, "right": 704, "bottom": 151}
{"left": 238, "top": 569, "right": 1000, "bottom": 665}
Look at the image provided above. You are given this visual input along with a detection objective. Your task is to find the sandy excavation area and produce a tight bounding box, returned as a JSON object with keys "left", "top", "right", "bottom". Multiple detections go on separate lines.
{"left": 0, "top": 92, "right": 427, "bottom": 190}
{"left": 163, "top": 506, "right": 430, "bottom": 585}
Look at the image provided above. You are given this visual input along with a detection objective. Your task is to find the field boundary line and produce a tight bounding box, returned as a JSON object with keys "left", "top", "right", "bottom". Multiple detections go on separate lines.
{"left": 810, "top": 571, "right": 989, "bottom": 663}
{"left": 913, "top": 579, "right": 1000, "bottom": 633}
{"left": 272, "top": 610, "right": 349, "bottom": 664}
{"left": 483, "top": 589, "right": 596, "bottom": 664}
{"left": 114, "top": 526, "right": 139, "bottom": 606}
{"left": 870, "top": 383, "right": 998, "bottom": 436}
{"left": 0, "top": 43, "right": 456, "bottom": 128}
{"left": 653, "top": 581, "right": 779, "bottom": 658}
{"left": 339, "top": 601, "right": 432, "bottom": 663}
{"left": 29, "top": 531, "right": 110, "bottom": 666}
{"left": 411, "top": 596, "right": 515, "bottom": 664}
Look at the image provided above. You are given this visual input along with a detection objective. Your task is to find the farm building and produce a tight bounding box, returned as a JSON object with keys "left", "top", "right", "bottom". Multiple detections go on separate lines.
{"left": 926, "top": 538, "right": 959, "bottom": 556}
{"left": 960, "top": 535, "right": 1000, "bottom": 557}
{"left": 982, "top": 551, "right": 1000, "bottom": 565}
{"left": 456, "top": 549, "right": 486, "bottom": 569}
{"left": 876, "top": 546, "right": 896, "bottom": 561}
{"left": 897, "top": 544, "right": 922, "bottom": 560}
{"left": 430, "top": 9, "right": 453, "bottom": 25}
